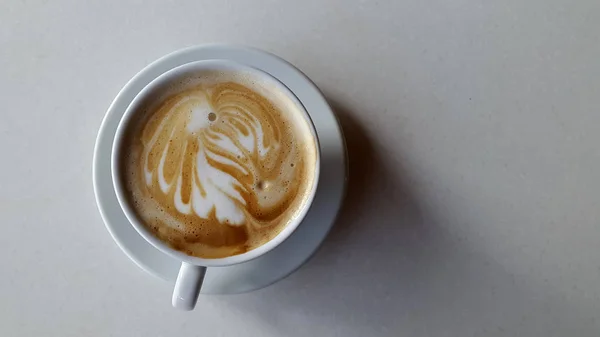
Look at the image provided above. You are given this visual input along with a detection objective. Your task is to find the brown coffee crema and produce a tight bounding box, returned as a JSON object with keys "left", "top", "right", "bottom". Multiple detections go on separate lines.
{"left": 121, "top": 71, "right": 317, "bottom": 258}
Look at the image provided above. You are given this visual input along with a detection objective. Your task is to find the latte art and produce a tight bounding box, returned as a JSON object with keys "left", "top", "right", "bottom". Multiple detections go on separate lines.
{"left": 121, "top": 70, "right": 317, "bottom": 258}
{"left": 143, "top": 82, "right": 298, "bottom": 224}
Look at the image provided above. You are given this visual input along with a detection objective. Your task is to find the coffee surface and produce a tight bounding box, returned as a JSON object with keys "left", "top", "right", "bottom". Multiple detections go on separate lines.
{"left": 120, "top": 69, "right": 317, "bottom": 258}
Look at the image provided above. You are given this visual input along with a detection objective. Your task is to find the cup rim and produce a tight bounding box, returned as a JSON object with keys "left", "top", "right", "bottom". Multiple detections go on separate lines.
{"left": 111, "top": 59, "right": 321, "bottom": 267}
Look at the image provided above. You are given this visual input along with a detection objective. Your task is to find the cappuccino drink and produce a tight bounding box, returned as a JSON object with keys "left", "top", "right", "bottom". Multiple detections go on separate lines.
{"left": 118, "top": 67, "right": 317, "bottom": 258}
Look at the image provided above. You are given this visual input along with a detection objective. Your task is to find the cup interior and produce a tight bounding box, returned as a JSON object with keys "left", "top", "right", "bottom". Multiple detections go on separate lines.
{"left": 111, "top": 60, "right": 320, "bottom": 267}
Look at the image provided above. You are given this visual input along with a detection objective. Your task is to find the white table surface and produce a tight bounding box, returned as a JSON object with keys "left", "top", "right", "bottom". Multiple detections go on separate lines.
{"left": 1, "top": 1, "right": 599, "bottom": 336}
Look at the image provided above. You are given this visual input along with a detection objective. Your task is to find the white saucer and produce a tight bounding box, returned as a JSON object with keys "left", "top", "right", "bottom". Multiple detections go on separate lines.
{"left": 92, "top": 45, "right": 347, "bottom": 294}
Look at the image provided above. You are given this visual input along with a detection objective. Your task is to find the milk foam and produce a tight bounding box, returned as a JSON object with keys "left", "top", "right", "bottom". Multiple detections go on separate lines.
{"left": 122, "top": 68, "right": 317, "bottom": 258}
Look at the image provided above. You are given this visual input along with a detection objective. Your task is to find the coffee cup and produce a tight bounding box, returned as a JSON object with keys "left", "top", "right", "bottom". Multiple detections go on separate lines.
{"left": 111, "top": 60, "right": 320, "bottom": 310}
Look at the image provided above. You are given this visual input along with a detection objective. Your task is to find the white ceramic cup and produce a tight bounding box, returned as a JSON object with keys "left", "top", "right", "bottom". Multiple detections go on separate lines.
{"left": 111, "top": 60, "right": 320, "bottom": 310}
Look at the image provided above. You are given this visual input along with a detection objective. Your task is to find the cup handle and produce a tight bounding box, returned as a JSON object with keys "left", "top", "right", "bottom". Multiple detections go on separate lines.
{"left": 172, "top": 262, "right": 206, "bottom": 310}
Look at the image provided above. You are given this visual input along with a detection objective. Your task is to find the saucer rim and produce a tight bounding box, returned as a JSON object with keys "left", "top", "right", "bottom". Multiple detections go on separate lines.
{"left": 92, "top": 44, "right": 347, "bottom": 294}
